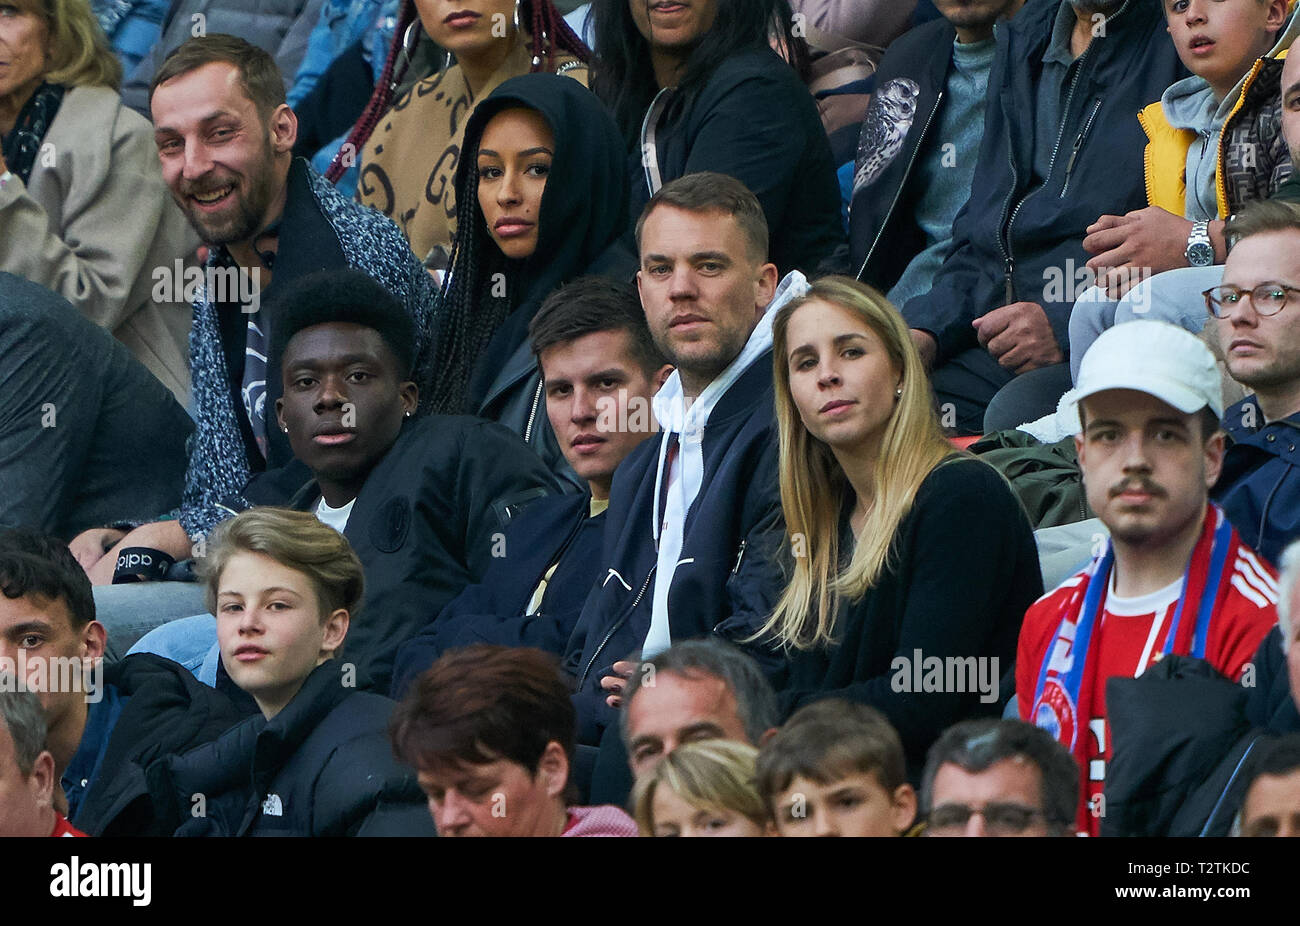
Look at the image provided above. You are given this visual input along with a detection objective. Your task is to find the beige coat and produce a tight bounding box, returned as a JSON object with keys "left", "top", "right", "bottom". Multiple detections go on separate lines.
{"left": 0, "top": 85, "right": 199, "bottom": 404}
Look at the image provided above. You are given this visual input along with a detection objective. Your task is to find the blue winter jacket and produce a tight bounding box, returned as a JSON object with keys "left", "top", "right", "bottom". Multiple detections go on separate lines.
{"left": 900, "top": 0, "right": 1186, "bottom": 364}
{"left": 1214, "top": 396, "right": 1300, "bottom": 567}
{"left": 389, "top": 491, "right": 604, "bottom": 699}
{"left": 561, "top": 356, "right": 787, "bottom": 745}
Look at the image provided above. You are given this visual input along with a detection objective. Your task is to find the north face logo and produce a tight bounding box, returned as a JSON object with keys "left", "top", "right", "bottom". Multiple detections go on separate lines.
{"left": 261, "top": 794, "right": 283, "bottom": 817}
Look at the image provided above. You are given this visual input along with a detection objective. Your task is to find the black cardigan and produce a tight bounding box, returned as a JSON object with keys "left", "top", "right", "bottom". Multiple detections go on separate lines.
{"left": 778, "top": 457, "right": 1043, "bottom": 776}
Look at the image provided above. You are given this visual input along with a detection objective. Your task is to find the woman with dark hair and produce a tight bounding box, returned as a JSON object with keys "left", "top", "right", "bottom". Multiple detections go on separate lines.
{"left": 425, "top": 72, "right": 632, "bottom": 487}
{"left": 593, "top": 0, "right": 843, "bottom": 275}
{"left": 333, "top": 0, "right": 589, "bottom": 270}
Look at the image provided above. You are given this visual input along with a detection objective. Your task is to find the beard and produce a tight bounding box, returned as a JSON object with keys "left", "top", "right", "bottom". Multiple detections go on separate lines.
{"left": 939, "top": 0, "right": 1018, "bottom": 30}
{"left": 1070, "top": 0, "right": 1122, "bottom": 14}
{"left": 177, "top": 137, "right": 278, "bottom": 246}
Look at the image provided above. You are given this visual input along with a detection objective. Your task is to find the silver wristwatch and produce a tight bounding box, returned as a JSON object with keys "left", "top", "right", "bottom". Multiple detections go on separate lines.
{"left": 1185, "top": 220, "right": 1214, "bottom": 267}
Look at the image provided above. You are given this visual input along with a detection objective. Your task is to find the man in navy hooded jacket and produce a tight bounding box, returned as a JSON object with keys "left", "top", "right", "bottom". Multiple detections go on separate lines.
{"left": 562, "top": 173, "right": 796, "bottom": 746}
{"left": 900, "top": 0, "right": 1186, "bottom": 433}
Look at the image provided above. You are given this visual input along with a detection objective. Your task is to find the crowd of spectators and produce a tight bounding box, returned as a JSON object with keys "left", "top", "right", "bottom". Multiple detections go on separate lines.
{"left": 4, "top": 0, "right": 1300, "bottom": 840}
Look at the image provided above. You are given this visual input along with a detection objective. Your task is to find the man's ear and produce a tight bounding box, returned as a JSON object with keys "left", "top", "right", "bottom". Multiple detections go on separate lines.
{"left": 275, "top": 397, "right": 287, "bottom": 434}
{"left": 269, "top": 104, "right": 298, "bottom": 154}
{"left": 892, "top": 783, "right": 918, "bottom": 836}
{"left": 1204, "top": 429, "right": 1226, "bottom": 489}
{"left": 29, "top": 750, "right": 55, "bottom": 810}
{"left": 538, "top": 740, "right": 569, "bottom": 799}
{"left": 755, "top": 262, "right": 779, "bottom": 315}
{"left": 1074, "top": 432, "right": 1086, "bottom": 473}
{"left": 653, "top": 364, "right": 674, "bottom": 392}
{"left": 399, "top": 381, "right": 419, "bottom": 416}
{"left": 321, "top": 608, "right": 349, "bottom": 658}
{"left": 1267, "top": 0, "right": 1288, "bottom": 32}
{"left": 80, "top": 621, "right": 107, "bottom": 663}
{"left": 757, "top": 726, "right": 779, "bottom": 747}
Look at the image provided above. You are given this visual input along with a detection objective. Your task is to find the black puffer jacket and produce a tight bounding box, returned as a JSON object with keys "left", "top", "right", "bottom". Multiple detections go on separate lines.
{"left": 72, "top": 654, "right": 253, "bottom": 837}
{"left": 1103, "top": 632, "right": 1300, "bottom": 837}
{"left": 148, "top": 661, "right": 434, "bottom": 836}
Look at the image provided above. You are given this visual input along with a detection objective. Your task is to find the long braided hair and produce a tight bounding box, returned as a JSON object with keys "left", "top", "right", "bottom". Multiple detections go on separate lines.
{"left": 325, "top": 0, "right": 590, "bottom": 183}
{"left": 424, "top": 161, "right": 517, "bottom": 415}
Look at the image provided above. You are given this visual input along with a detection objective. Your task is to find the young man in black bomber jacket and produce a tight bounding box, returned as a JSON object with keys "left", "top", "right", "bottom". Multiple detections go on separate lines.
{"left": 848, "top": 0, "right": 1025, "bottom": 295}
{"left": 389, "top": 277, "right": 674, "bottom": 699}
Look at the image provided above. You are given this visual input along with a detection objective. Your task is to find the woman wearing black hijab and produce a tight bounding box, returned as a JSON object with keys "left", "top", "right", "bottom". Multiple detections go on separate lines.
{"left": 427, "top": 74, "right": 632, "bottom": 488}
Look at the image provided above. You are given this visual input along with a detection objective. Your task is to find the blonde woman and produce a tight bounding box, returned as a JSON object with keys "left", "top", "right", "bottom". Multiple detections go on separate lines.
{"left": 633, "top": 739, "right": 768, "bottom": 838}
{"left": 0, "top": 0, "right": 198, "bottom": 402}
{"left": 758, "top": 276, "right": 1043, "bottom": 773}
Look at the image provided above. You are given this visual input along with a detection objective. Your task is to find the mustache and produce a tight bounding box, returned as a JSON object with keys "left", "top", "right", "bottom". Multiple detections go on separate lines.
{"left": 1109, "top": 476, "right": 1166, "bottom": 499}
{"left": 178, "top": 175, "right": 237, "bottom": 197}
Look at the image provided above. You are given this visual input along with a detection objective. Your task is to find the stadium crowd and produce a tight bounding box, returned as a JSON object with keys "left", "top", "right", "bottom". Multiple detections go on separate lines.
{"left": 5, "top": 0, "right": 1300, "bottom": 839}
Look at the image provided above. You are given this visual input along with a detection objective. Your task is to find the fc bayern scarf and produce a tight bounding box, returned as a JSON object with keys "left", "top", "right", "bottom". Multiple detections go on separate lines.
{"left": 1030, "top": 505, "right": 1235, "bottom": 762}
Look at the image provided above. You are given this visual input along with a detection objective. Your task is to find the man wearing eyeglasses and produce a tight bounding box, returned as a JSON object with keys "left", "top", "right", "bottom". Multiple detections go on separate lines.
{"left": 921, "top": 718, "right": 1077, "bottom": 837}
{"left": 1211, "top": 201, "right": 1300, "bottom": 567}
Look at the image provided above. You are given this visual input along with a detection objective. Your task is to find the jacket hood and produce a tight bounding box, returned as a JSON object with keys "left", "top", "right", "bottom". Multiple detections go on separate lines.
{"left": 455, "top": 73, "right": 630, "bottom": 316}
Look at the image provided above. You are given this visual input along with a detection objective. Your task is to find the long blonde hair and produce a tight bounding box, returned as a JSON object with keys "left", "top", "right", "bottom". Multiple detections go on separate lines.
{"left": 755, "top": 277, "right": 953, "bottom": 652}
{"left": 26, "top": 0, "right": 123, "bottom": 90}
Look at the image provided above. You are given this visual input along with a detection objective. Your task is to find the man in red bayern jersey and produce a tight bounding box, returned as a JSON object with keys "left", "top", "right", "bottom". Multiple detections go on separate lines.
{"left": 1017, "top": 319, "right": 1278, "bottom": 836}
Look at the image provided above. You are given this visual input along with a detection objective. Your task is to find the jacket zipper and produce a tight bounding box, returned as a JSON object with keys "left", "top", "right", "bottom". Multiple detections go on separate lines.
{"left": 1059, "top": 97, "right": 1103, "bottom": 199}
{"left": 857, "top": 91, "right": 945, "bottom": 282}
{"left": 579, "top": 565, "right": 656, "bottom": 689}
{"left": 523, "top": 376, "right": 544, "bottom": 444}
{"left": 998, "top": 2, "right": 1121, "bottom": 297}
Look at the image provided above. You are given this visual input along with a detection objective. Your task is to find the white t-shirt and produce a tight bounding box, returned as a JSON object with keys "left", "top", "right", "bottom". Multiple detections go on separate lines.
{"left": 314, "top": 496, "right": 355, "bottom": 534}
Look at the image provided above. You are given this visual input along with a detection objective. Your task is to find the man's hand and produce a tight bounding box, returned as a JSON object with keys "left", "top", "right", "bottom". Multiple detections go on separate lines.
{"left": 69, "top": 528, "right": 128, "bottom": 572}
{"left": 909, "top": 329, "right": 937, "bottom": 370}
{"left": 973, "top": 302, "right": 1064, "bottom": 374}
{"left": 600, "top": 660, "right": 638, "bottom": 710}
{"left": 86, "top": 520, "right": 193, "bottom": 587}
{"left": 1084, "top": 206, "right": 1194, "bottom": 298}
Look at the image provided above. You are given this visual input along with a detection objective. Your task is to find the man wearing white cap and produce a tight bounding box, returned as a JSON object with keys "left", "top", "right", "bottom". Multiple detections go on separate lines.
{"left": 1017, "top": 319, "right": 1279, "bottom": 836}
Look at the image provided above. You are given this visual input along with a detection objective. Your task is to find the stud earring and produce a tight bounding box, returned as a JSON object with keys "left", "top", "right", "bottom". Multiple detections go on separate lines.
{"left": 895, "top": 387, "right": 903, "bottom": 398}
{"left": 404, "top": 410, "right": 412, "bottom": 418}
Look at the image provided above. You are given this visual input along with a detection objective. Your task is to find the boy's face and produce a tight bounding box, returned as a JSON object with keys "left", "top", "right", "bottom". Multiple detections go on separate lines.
{"left": 276, "top": 322, "right": 417, "bottom": 503}
{"left": 770, "top": 771, "right": 916, "bottom": 837}
{"left": 215, "top": 552, "right": 347, "bottom": 718}
{"left": 1164, "top": 0, "right": 1286, "bottom": 97}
